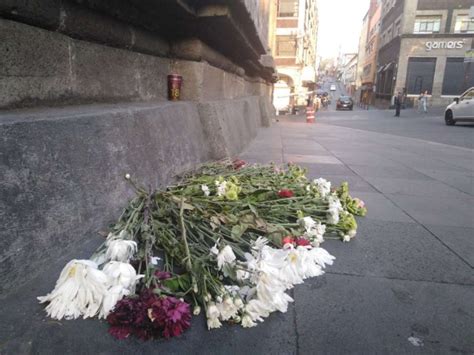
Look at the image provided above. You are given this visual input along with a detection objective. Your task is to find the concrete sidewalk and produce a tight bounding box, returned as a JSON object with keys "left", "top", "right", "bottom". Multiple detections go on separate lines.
{"left": 241, "top": 121, "right": 474, "bottom": 353}
{"left": 1, "top": 120, "right": 473, "bottom": 354}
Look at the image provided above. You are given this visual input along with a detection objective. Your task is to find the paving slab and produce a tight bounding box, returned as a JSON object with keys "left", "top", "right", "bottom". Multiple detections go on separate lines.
{"left": 298, "top": 162, "right": 357, "bottom": 176}
{"left": 295, "top": 274, "right": 474, "bottom": 354}
{"left": 0, "top": 234, "right": 297, "bottom": 354}
{"left": 416, "top": 169, "right": 474, "bottom": 196}
{"left": 310, "top": 174, "right": 378, "bottom": 193}
{"left": 283, "top": 154, "right": 343, "bottom": 165}
{"left": 363, "top": 176, "right": 471, "bottom": 199}
{"left": 347, "top": 191, "right": 413, "bottom": 223}
{"left": 423, "top": 224, "right": 474, "bottom": 268}
{"left": 324, "top": 219, "right": 474, "bottom": 285}
{"left": 329, "top": 151, "right": 403, "bottom": 167}
{"left": 387, "top": 193, "right": 474, "bottom": 228}
{"left": 348, "top": 164, "right": 433, "bottom": 180}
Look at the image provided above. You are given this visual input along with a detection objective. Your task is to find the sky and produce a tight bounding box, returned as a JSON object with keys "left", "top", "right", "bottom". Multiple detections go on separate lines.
{"left": 317, "top": 0, "right": 370, "bottom": 59}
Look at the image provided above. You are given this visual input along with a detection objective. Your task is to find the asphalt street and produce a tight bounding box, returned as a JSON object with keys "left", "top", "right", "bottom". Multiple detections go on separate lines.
{"left": 1, "top": 103, "right": 473, "bottom": 354}
{"left": 318, "top": 79, "right": 474, "bottom": 149}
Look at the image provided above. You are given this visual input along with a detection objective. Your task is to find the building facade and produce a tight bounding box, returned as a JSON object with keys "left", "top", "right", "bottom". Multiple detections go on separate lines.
{"left": 376, "top": 0, "right": 474, "bottom": 107}
{"left": 360, "top": 0, "right": 382, "bottom": 105}
{"left": 355, "top": 12, "right": 370, "bottom": 97}
{"left": 341, "top": 54, "right": 359, "bottom": 95}
{"left": 270, "top": 0, "right": 318, "bottom": 112}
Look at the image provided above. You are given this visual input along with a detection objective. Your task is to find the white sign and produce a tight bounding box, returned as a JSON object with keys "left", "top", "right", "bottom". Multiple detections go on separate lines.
{"left": 425, "top": 40, "right": 464, "bottom": 51}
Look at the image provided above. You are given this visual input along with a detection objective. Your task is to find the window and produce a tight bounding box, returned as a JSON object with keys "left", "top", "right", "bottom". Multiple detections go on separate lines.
{"left": 406, "top": 58, "right": 436, "bottom": 95}
{"left": 462, "top": 89, "right": 474, "bottom": 99}
{"left": 454, "top": 15, "right": 474, "bottom": 33}
{"left": 442, "top": 58, "right": 465, "bottom": 95}
{"left": 394, "top": 20, "right": 401, "bottom": 36}
{"left": 414, "top": 16, "right": 441, "bottom": 34}
{"left": 276, "top": 36, "right": 296, "bottom": 56}
{"left": 278, "top": 0, "right": 298, "bottom": 17}
{"left": 363, "top": 64, "right": 372, "bottom": 77}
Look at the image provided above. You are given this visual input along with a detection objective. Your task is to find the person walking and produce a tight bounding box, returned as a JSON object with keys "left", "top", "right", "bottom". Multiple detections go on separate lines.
{"left": 417, "top": 92, "right": 424, "bottom": 113}
{"left": 421, "top": 90, "right": 428, "bottom": 113}
{"left": 394, "top": 92, "right": 402, "bottom": 117}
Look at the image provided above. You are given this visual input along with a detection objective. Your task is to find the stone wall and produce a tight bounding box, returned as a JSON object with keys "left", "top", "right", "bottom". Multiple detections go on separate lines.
{"left": 0, "top": 19, "right": 272, "bottom": 109}
{"left": 0, "top": 95, "right": 273, "bottom": 296}
{"left": 0, "top": 0, "right": 275, "bottom": 295}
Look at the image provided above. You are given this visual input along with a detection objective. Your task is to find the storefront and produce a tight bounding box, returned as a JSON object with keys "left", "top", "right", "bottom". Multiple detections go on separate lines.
{"left": 394, "top": 36, "right": 474, "bottom": 106}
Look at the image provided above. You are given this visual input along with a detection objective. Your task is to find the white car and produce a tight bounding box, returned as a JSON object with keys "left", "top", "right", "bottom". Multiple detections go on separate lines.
{"left": 330, "top": 84, "right": 337, "bottom": 91}
{"left": 445, "top": 87, "right": 474, "bottom": 125}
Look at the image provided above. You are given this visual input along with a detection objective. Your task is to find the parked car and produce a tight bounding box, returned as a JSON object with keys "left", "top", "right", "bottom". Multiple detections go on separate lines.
{"left": 336, "top": 96, "right": 353, "bottom": 110}
{"left": 330, "top": 84, "right": 337, "bottom": 91}
{"left": 445, "top": 87, "right": 474, "bottom": 125}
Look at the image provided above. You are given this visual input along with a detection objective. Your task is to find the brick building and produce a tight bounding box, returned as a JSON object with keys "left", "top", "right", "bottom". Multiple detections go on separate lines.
{"left": 376, "top": 0, "right": 474, "bottom": 107}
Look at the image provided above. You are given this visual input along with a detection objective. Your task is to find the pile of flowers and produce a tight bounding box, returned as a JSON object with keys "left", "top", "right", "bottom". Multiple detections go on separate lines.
{"left": 38, "top": 160, "right": 367, "bottom": 340}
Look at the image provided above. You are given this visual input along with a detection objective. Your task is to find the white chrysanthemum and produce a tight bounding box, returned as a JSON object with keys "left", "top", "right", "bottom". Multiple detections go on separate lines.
{"left": 244, "top": 299, "right": 272, "bottom": 322}
{"left": 236, "top": 269, "right": 250, "bottom": 281}
{"left": 254, "top": 271, "right": 293, "bottom": 313}
{"left": 206, "top": 302, "right": 222, "bottom": 329}
{"left": 277, "top": 246, "right": 305, "bottom": 286}
{"left": 252, "top": 237, "right": 269, "bottom": 253}
{"left": 241, "top": 314, "right": 257, "bottom": 328}
{"left": 313, "top": 178, "right": 331, "bottom": 198}
{"left": 99, "top": 285, "right": 130, "bottom": 318}
{"left": 299, "top": 217, "right": 326, "bottom": 246}
{"left": 215, "top": 180, "right": 227, "bottom": 197}
{"left": 308, "top": 247, "right": 335, "bottom": 269}
{"left": 224, "top": 285, "right": 241, "bottom": 296}
{"left": 38, "top": 259, "right": 108, "bottom": 320}
{"left": 102, "top": 261, "right": 142, "bottom": 291}
{"left": 216, "top": 245, "right": 236, "bottom": 270}
{"left": 234, "top": 298, "right": 244, "bottom": 309}
{"left": 201, "top": 184, "right": 210, "bottom": 196}
{"left": 207, "top": 317, "right": 222, "bottom": 329}
{"left": 216, "top": 295, "right": 238, "bottom": 321}
{"left": 327, "top": 195, "right": 343, "bottom": 225}
{"left": 105, "top": 239, "right": 137, "bottom": 262}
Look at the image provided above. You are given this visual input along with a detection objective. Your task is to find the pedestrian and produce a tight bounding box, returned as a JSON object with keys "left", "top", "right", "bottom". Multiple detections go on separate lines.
{"left": 394, "top": 92, "right": 402, "bottom": 117}
{"left": 417, "top": 92, "right": 424, "bottom": 113}
{"left": 421, "top": 90, "right": 428, "bottom": 113}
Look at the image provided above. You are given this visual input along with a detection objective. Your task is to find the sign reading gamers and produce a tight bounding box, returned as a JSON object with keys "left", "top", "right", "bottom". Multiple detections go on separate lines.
{"left": 425, "top": 40, "right": 464, "bottom": 51}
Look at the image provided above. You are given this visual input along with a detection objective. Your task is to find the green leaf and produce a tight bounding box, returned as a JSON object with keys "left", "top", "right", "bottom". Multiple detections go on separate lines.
{"left": 231, "top": 224, "right": 248, "bottom": 239}
{"left": 170, "top": 196, "right": 195, "bottom": 210}
{"left": 162, "top": 274, "right": 192, "bottom": 293}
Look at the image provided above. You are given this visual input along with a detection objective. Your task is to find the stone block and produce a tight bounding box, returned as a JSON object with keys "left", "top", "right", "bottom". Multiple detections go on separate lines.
{"left": 198, "top": 96, "right": 262, "bottom": 158}
{"left": 259, "top": 95, "right": 275, "bottom": 127}
{"left": 201, "top": 64, "right": 225, "bottom": 100}
{"left": 171, "top": 38, "right": 244, "bottom": 76}
{"left": 0, "top": 0, "right": 60, "bottom": 29}
{"left": 60, "top": 2, "right": 133, "bottom": 49}
{"left": 0, "top": 19, "right": 72, "bottom": 108}
{"left": 135, "top": 55, "right": 170, "bottom": 101}
{"left": 0, "top": 102, "right": 211, "bottom": 295}
{"left": 223, "top": 72, "right": 245, "bottom": 99}
{"left": 70, "top": 39, "right": 140, "bottom": 102}
{"left": 173, "top": 60, "right": 205, "bottom": 101}
{"left": 131, "top": 27, "right": 170, "bottom": 57}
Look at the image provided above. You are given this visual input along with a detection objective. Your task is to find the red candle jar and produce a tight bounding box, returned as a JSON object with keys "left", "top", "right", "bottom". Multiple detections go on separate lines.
{"left": 167, "top": 74, "right": 183, "bottom": 101}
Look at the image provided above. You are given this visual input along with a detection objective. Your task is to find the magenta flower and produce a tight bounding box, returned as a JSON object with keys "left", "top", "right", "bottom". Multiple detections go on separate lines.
{"left": 107, "top": 289, "right": 191, "bottom": 340}
{"left": 154, "top": 270, "right": 172, "bottom": 280}
{"left": 150, "top": 296, "right": 191, "bottom": 338}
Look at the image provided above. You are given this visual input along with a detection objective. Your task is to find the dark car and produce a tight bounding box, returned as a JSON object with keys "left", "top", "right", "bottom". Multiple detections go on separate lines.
{"left": 336, "top": 96, "right": 353, "bottom": 110}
